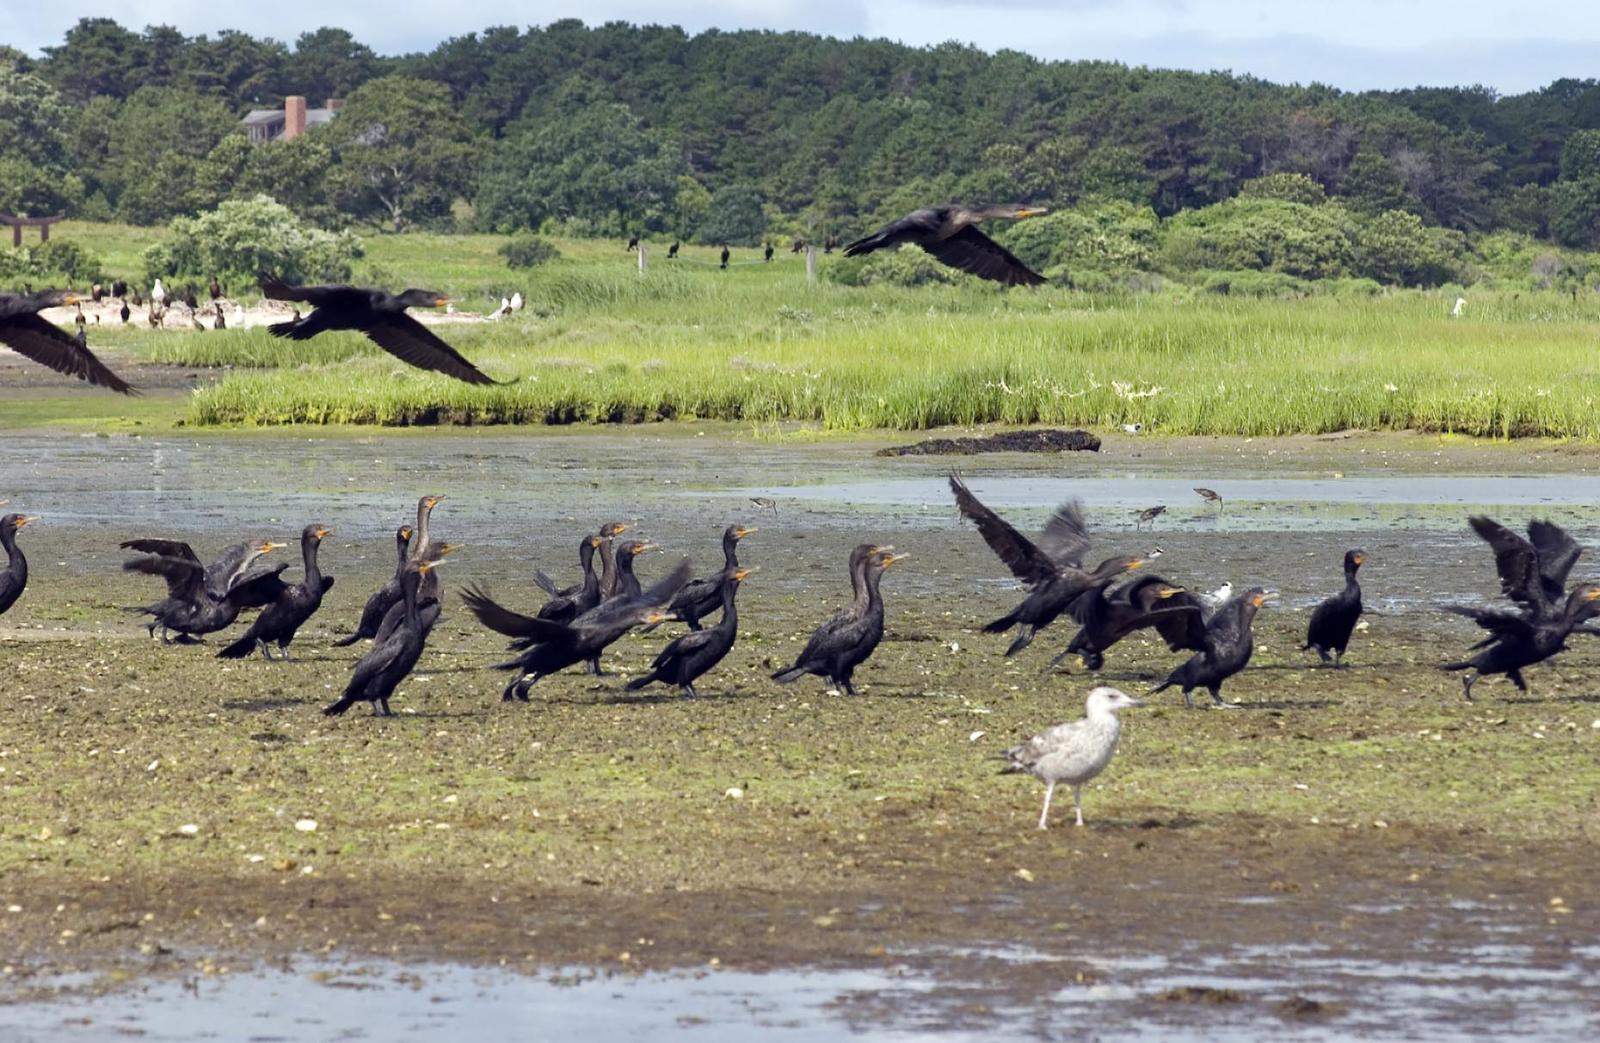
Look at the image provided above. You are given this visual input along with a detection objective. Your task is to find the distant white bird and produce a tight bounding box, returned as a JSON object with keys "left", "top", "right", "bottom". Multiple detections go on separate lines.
{"left": 151, "top": 279, "right": 166, "bottom": 305}
{"left": 1451, "top": 296, "right": 1466, "bottom": 317}
{"left": 1121, "top": 423, "right": 1143, "bottom": 434}
{"left": 1001, "top": 686, "right": 1143, "bottom": 829}
{"left": 1198, "top": 581, "right": 1234, "bottom": 618}
{"left": 232, "top": 303, "right": 244, "bottom": 327}
{"left": 490, "top": 296, "right": 512, "bottom": 321}
{"left": 510, "top": 291, "right": 524, "bottom": 311}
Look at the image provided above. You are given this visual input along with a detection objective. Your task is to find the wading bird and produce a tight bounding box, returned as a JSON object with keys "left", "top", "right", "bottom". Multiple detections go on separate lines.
{"left": 844, "top": 204, "right": 1049, "bottom": 286}
{"left": 323, "top": 560, "right": 444, "bottom": 717}
{"left": 1466, "top": 515, "right": 1582, "bottom": 624}
{"left": 1001, "top": 686, "right": 1143, "bottom": 829}
{"left": 333, "top": 525, "right": 413, "bottom": 647}
{"left": 1151, "top": 588, "right": 1276, "bottom": 708}
{"left": 1195, "top": 487, "right": 1224, "bottom": 513}
{"left": 628, "top": 567, "right": 754, "bottom": 697}
{"left": 772, "top": 546, "right": 905, "bottom": 694}
{"left": 667, "top": 242, "right": 680, "bottom": 260}
{"left": 950, "top": 473, "right": 1142, "bottom": 657}
{"left": 1304, "top": 549, "right": 1366, "bottom": 667}
{"left": 258, "top": 275, "right": 496, "bottom": 385}
{"left": 0, "top": 290, "right": 135, "bottom": 394}
{"left": 0, "top": 513, "right": 37, "bottom": 617}
{"left": 1136, "top": 505, "right": 1166, "bottom": 530}
{"left": 218, "top": 525, "right": 336, "bottom": 661}
{"left": 720, "top": 246, "right": 730, "bottom": 269}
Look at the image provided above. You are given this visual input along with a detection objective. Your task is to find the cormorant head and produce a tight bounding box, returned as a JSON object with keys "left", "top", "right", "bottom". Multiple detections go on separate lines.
{"left": 587, "top": 534, "right": 603, "bottom": 548}
{"left": 1347, "top": 549, "right": 1367, "bottom": 569}
{"left": 306, "top": 524, "right": 334, "bottom": 543}
{"left": 877, "top": 550, "right": 909, "bottom": 569}
{"left": 2, "top": 513, "right": 37, "bottom": 533}
{"left": 623, "top": 540, "right": 657, "bottom": 558}
{"left": 431, "top": 542, "right": 461, "bottom": 559}
{"left": 399, "top": 525, "right": 414, "bottom": 541}
{"left": 732, "top": 525, "right": 758, "bottom": 540}
{"left": 1010, "top": 205, "right": 1049, "bottom": 219}
{"left": 398, "top": 289, "right": 450, "bottom": 310}
{"left": 1155, "top": 584, "right": 1186, "bottom": 599}
{"left": 599, "top": 521, "right": 629, "bottom": 538}
{"left": 1247, "top": 589, "right": 1278, "bottom": 608}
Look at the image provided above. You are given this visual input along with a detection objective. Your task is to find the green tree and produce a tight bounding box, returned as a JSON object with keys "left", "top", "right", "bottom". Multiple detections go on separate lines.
{"left": 145, "top": 194, "right": 363, "bottom": 286}
{"left": 1549, "top": 178, "right": 1600, "bottom": 249}
{"left": 1558, "top": 129, "right": 1600, "bottom": 181}
{"left": 1353, "top": 209, "right": 1464, "bottom": 286}
{"left": 1240, "top": 172, "right": 1327, "bottom": 206}
{"left": 1338, "top": 150, "right": 1420, "bottom": 217}
{"left": 323, "top": 75, "right": 477, "bottom": 232}
{"left": 105, "top": 86, "right": 237, "bottom": 223}
{"left": 286, "top": 28, "right": 381, "bottom": 103}
{"left": 474, "top": 80, "right": 685, "bottom": 234}
{"left": 696, "top": 184, "right": 767, "bottom": 245}
{"left": 1162, "top": 197, "right": 1355, "bottom": 279}
{"left": 672, "top": 177, "right": 712, "bottom": 239}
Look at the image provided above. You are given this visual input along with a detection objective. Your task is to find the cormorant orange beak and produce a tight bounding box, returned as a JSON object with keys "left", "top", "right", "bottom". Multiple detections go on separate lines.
{"left": 1252, "top": 591, "right": 1279, "bottom": 607}
{"left": 262, "top": 541, "right": 287, "bottom": 553}
{"left": 588, "top": 535, "right": 603, "bottom": 547}
{"left": 401, "top": 526, "right": 413, "bottom": 539}
{"left": 644, "top": 610, "right": 669, "bottom": 625}
{"left": 434, "top": 543, "right": 462, "bottom": 557}
{"left": 315, "top": 527, "right": 334, "bottom": 540}
{"left": 63, "top": 294, "right": 80, "bottom": 306}
{"left": 433, "top": 296, "right": 450, "bottom": 308}
{"left": 1353, "top": 552, "right": 1367, "bottom": 566}
{"left": 632, "top": 542, "right": 658, "bottom": 555}
{"left": 1015, "top": 207, "right": 1049, "bottom": 219}
{"left": 425, "top": 495, "right": 445, "bottom": 508}
{"left": 735, "top": 527, "right": 757, "bottom": 538}
{"left": 1158, "top": 586, "right": 1185, "bottom": 598}
{"left": 1586, "top": 588, "right": 1600, "bottom": 601}
{"left": 882, "top": 552, "right": 909, "bottom": 568}
{"left": 733, "top": 567, "right": 755, "bottom": 581}
{"left": 1126, "top": 559, "right": 1145, "bottom": 571}
{"left": 15, "top": 515, "right": 38, "bottom": 529}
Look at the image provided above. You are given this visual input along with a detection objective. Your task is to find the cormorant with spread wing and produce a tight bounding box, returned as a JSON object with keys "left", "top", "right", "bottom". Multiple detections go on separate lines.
{"left": 1051, "top": 578, "right": 1199, "bottom": 672}
{"left": 0, "top": 290, "right": 135, "bottom": 394}
{"left": 258, "top": 276, "right": 496, "bottom": 385}
{"left": 121, "top": 537, "right": 288, "bottom": 642}
{"left": 844, "top": 204, "right": 1048, "bottom": 286}
{"left": 1466, "top": 516, "right": 1581, "bottom": 623}
{"left": 950, "top": 473, "right": 1144, "bottom": 657}
{"left": 217, "top": 525, "right": 336, "bottom": 660}
{"left": 1444, "top": 584, "right": 1600, "bottom": 699}
{"left": 1151, "top": 588, "right": 1276, "bottom": 708}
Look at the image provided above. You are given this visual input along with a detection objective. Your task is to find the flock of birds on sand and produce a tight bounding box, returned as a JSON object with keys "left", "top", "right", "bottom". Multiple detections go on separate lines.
{"left": 2, "top": 202, "right": 1586, "bottom": 829}
{"left": 2, "top": 474, "right": 1594, "bottom": 828}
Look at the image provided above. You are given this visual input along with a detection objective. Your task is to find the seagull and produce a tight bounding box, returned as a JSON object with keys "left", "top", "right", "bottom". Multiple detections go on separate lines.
{"left": 1197, "top": 581, "right": 1233, "bottom": 616}
{"left": 489, "top": 296, "right": 511, "bottom": 321}
{"left": 1451, "top": 297, "right": 1466, "bottom": 317}
{"left": 510, "top": 291, "right": 524, "bottom": 311}
{"left": 1121, "top": 423, "right": 1143, "bottom": 434}
{"left": 1000, "top": 686, "right": 1143, "bottom": 829}
{"left": 1136, "top": 505, "right": 1166, "bottom": 530}
{"left": 151, "top": 279, "right": 166, "bottom": 306}
{"left": 1194, "top": 487, "right": 1223, "bottom": 514}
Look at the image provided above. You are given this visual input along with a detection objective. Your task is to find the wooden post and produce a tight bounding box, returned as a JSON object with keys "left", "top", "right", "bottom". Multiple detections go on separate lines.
{"left": 806, "top": 245, "right": 817, "bottom": 284}
{"left": 1, "top": 214, "right": 65, "bottom": 248}
{"left": 10, "top": 224, "right": 17, "bottom": 248}
{"left": 638, "top": 243, "right": 647, "bottom": 274}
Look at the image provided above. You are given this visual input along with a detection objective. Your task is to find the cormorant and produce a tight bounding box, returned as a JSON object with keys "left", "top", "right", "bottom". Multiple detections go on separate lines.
{"left": 1444, "top": 584, "right": 1600, "bottom": 700}
{"left": 122, "top": 537, "right": 288, "bottom": 642}
{"left": 119, "top": 301, "right": 130, "bottom": 324}
{"left": 627, "top": 566, "right": 754, "bottom": 697}
{"left": 1195, "top": 487, "right": 1223, "bottom": 513}
{"left": 465, "top": 558, "right": 693, "bottom": 702}
{"left": 1001, "top": 686, "right": 1143, "bottom": 829}
{"left": 763, "top": 242, "right": 774, "bottom": 262}
{"left": 661, "top": 525, "right": 757, "bottom": 630}
{"left": 1051, "top": 579, "right": 1197, "bottom": 672}
{"left": 110, "top": 279, "right": 127, "bottom": 299}
{"left": 771, "top": 546, "right": 906, "bottom": 694}
{"left": 323, "top": 560, "right": 444, "bottom": 717}
{"left": 332, "top": 524, "right": 413, "bottom": 646}
{"left": 0, "top": 513, "right": 37, "bottom": 618}
{"left": 1136, "top": 505, "right": 1166, "bottom": 530}
{"left": 1466, "top": 516, "right": 1581, "bottom": 623}
{"left": 91, "top": 284, "right": 104, "bottom": 303}
{"left": 258, "top": 275, "right": 496, "bottom": 385}
{"left": 719, "top": 246, "right": 730, "bottom": 269}
{"left": 627, "top": 236, "right": 639, "bottom": 251}
{"left": 1151, "top": 588, "right": 1276, "bottom": 708}
{"left": 1304, "top": 549, "right": 1366, "bottom": 667}
{"left": 824, "top": 236, "right": 837, "bottom": 253}
{"left": 0, "top": 290, "right": 136, "bottom": 394}
{"left": 667, "top": 242, "right": 680, "bottom": 259}
{"left": 183, "top": 285, "right": 199, "bottom": 310}
{"left": 791, "top": 239, "right": 805, "bottom": 254}
{"left": 844, "top": 204, "right": 1048, "bottom": 286}
{"left": 950, "top": 473, "right": 1142, "bottom": 657}
{"left": 218, "top": 525, "right": 335, "bottom": 660}
{"left": 209, "top": 275, "right": 222, "bottom": 300}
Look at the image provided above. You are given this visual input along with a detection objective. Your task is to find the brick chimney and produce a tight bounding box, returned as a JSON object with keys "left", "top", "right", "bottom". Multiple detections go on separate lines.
{"left": 283, "top": 95, "right": 308, "bottom": 141}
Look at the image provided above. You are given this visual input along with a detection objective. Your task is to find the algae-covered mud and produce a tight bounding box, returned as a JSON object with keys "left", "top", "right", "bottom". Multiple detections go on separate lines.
{"left": 3, "top": 428, "right": 1600, "bottom": 1040}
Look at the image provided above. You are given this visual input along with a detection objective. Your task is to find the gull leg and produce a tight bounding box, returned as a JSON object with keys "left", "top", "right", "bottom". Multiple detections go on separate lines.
{"left": 1074, "top": 785, "right": 1085, "bottom": 827}
{"left": 1038, "top": 781, "right": 1055, "bottom": 831}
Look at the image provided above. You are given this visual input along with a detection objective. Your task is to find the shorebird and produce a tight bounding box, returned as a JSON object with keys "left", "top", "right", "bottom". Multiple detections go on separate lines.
{"left": 750, "top": 496, "right": 778, "bottom": 517}
{"left": 1001, "top": 686, "right": 1143, "bottom": 829}
{"left": 1194, "top": 487, "right": 1223, "bottom": 514}
{"left": 1136, "top": 505, "right": 1166, "bottom": 530}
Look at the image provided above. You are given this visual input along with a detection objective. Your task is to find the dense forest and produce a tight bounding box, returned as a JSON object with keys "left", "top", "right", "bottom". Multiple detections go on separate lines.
{"left": 7, "top": 17, "right": 1600, "bottom": 288}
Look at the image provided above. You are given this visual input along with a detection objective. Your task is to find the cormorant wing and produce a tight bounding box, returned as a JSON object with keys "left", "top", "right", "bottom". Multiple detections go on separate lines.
{"left": 1443, "top": 603, "right": 1537, "bottom": 640}
{"left": 532, "top": 569, "right": 563, "bottom": 596}
{"left": 122, "top": 554, "right": 204, "bottom": 601}
{"left": 207, "top": 542, "right": 262, "bottom": 596}
{"left": 228, "top": 564, "right": 291, "bottom": 608}
{"left": 461, "top": 584, "right": 571, "bottom": 642}
{"left": 1035, "top": 501, "right": 1090, "bottom": 570}
{"left": 1468, "top": 516, "right": 1544, "bottom": 609}
{"left": 923, "top": 225, "right": 1046, "bottom": 287}
{"left": 949, "top": 473, "right": 1063, "bottom": 585}
{"left": 0, "top": 313, "right": 136, "bottom": 394}
{"left": 257, "top": 276, "right": 366, "bottom": 308}
{"left": 1528, "top": 520, "right": 1580, "bottom": 598}
{"left": 362, "top": 313, "right": 497, "bottom": 386}
{"left": 579, "top": 558, "right": 694, "bottom": 628}
{"left": 841, "top": 209, "right": 942, "bottom": 257}
{"left": 120, "top": 539, "right": 201, "bottom": 565}
{"left": 654, "top": 627, "right": 718, "bottom": 666}
{"left": 1201, "top": 597, "right": 1250, "bottom": 654}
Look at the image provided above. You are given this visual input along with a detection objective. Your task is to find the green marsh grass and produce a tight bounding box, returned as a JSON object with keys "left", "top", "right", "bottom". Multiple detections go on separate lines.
{"left": 44, "top": 223, "right": 1600, "bottom": 436}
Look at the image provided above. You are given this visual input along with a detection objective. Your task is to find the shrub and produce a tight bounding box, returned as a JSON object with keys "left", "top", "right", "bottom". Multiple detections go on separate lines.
{"left": 144, "top": 194, "right": 364, "bottom": 287}
{"left": 824, "top": 247, "right": 959, "bottom": 287}
{"left": 1199, "top": 270, "right": 1311, "bottom": 298}
{"left": 36, "top": 239, "right": 105, "bottom": 284}
{"left": 499, "top": 235, "right": 562, "bottom": 270}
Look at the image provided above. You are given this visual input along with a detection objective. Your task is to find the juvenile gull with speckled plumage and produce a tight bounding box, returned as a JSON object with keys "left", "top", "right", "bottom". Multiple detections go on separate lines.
{"left": 1000, "top": 686, "right": 1143, "bottom": 829}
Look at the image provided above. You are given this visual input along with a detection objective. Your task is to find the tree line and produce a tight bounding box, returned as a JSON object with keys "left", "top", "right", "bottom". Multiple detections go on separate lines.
{"left": 6, "top": 17, "right": 1600, "bottom": 281}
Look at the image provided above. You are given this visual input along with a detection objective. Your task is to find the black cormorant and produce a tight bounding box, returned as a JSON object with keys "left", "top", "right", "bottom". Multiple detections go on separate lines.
{"left": 771, "top": 546, "right": 905, "bottom": 694}
{"left": 218, "top": 525, "right": 336, "bottom": 660}
{"left": 662, "top": 524, "right": 757, "bottom": 630}
{"left": 628, "top": 566, "right": 753, "bottom": 697}
{"left": 0, "top": 513, "right": 37, "bottom": 617}
{"left": 258, "top": 276, "right": 496, "bottom": 385}
{"left": 122, "top": 537, "right": 289, "bottom": 642}
{"left": 1444, "top": 584, "right": 1600, "bottom": 699}
{"left": 1304, "top": 549, "right": 1366, "bottom": 666}
{"left": 0, "top": 290, "right": 135, "bottom": 394}
{"left": 333, "top": 524, "right": 413, "bottom": 647}
{"left": 844, "top": 204, "right": 1048, "bottom": 285}
{"left": 323, "top": 560, "right": 443, "bottom": 717}
{"left": 1151, "top": 588, "right": 1276, "bottom": 708}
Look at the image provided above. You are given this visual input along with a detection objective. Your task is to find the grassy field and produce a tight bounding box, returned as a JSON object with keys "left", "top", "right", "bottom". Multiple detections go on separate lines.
{"left": 40, "top": 221, "right": 1600, "bottom": 437}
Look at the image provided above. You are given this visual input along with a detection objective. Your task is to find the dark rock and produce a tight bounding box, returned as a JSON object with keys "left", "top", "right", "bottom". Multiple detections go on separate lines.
{"left": 876, "top": 429, "right": 1100, "bottom": 457}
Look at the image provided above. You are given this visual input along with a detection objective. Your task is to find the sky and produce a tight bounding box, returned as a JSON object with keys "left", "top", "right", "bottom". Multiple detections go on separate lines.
{"left": 7, "top": 0, "right": 1598, "bottom": 95}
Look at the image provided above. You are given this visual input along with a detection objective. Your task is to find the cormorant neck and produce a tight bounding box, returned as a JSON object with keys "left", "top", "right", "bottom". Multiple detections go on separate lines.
{"left": 394, "top": 533, "right": 411, "bottom": 572}
{"left": 721, "top": 532, "right": 740, "bottom": 568}
{"left": 717, "top": 581, "right": 740, "bottom": 629}
{"left": 302, "top": 535, "right": 323, "bottom": 587}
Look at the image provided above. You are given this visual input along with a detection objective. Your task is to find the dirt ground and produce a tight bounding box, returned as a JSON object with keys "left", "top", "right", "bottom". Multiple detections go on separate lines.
{"left": 2, "top": 424, "right": 1599, "bottom": 1036}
